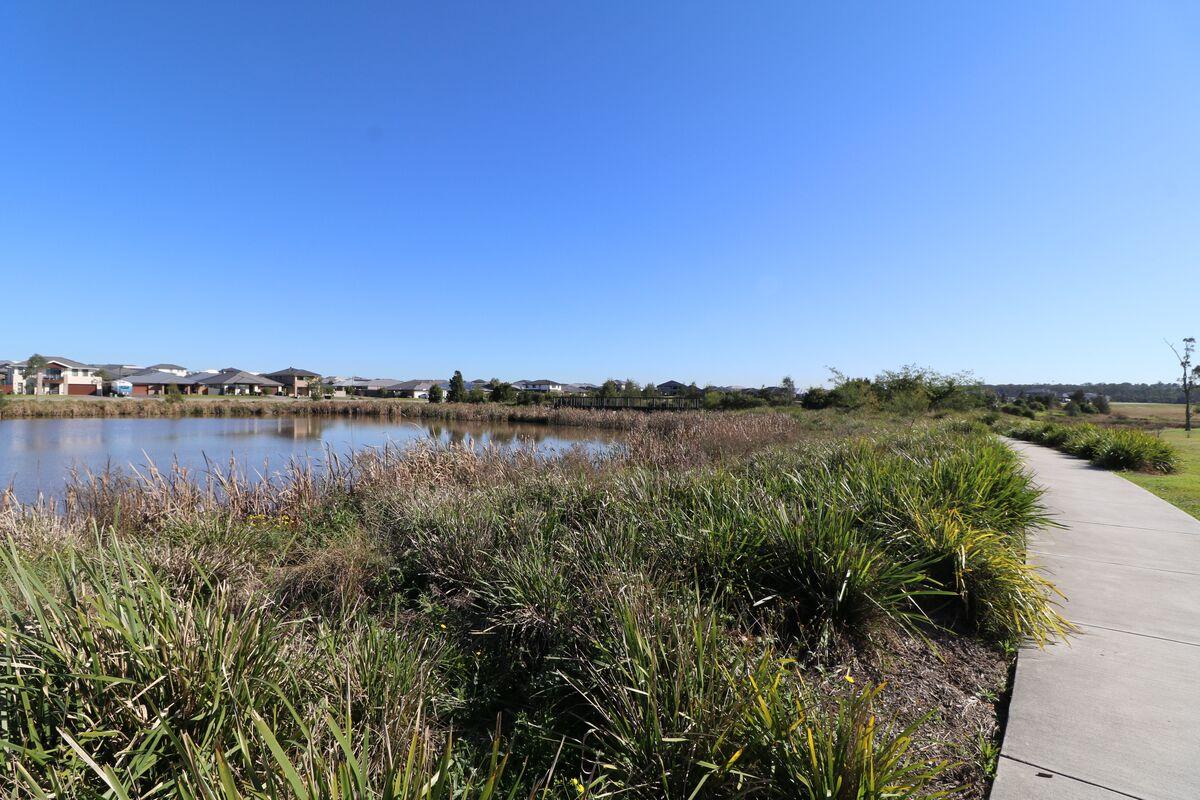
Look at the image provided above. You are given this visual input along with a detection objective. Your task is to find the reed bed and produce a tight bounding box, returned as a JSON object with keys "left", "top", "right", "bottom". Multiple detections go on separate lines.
{"left": 1, "top": 397, "right": 720, "bottom": 429}
{"left": 0, "top": 414, "right": 1057, "bottom": 799}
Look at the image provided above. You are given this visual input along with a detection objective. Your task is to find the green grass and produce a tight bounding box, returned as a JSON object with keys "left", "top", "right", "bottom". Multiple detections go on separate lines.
{"left": 1108, "top": 402, "right": 1191, "bottom": 428}
{"left": 1120, "top": 428, "right": 1200, "bottom": 519}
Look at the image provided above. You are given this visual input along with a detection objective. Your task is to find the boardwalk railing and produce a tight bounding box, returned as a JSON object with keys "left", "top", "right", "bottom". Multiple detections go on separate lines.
{"left": 553, "top": 395, "right": 702, "bottom": 411}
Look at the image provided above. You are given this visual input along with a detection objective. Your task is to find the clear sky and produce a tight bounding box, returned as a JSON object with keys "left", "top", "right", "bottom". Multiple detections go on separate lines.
{"left": 2, "top": 2, "right": 1197, "bottom": 387}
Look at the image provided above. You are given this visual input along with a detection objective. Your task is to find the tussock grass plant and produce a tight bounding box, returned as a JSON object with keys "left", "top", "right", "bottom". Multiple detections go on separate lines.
{"left": 0, "top": 415, "right": 1057, "bottom": 798}
{"left": 995, "top": 419, "right": 1178, "bottom": 473}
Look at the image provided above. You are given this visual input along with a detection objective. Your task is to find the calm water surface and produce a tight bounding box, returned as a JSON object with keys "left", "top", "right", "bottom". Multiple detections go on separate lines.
{"left": 0, "top": 417, "right": 620, "bottom": 501}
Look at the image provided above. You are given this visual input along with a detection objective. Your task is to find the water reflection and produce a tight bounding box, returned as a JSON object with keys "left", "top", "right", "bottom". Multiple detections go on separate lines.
{"left": 0, "top": 417, "right": 619, "bottom": 501}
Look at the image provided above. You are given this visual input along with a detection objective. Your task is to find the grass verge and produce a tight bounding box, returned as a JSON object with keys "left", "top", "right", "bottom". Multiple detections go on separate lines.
{"left": 1118, "top": 428, "right": 1200, "bottom": 519}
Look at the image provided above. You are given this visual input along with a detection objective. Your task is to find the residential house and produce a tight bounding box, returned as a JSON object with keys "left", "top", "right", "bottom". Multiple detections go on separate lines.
{"left": 93, "top": 363, "right": 145, "bottom": 379}
{"left": 0, "top": 361, "right": 17, "bottom": 394}
{"left": 194, "top": 368, "right": 282, "bottom": 396}
{"left": 2, "top": 356, "right": 103, "bottom": 396}
{"left": 332, "top": 377, "right": 402, "bottom": 397}
{"left": 389, "top": 379, "right": 441, "bottom": 399}
{"left": 123, "top": 370, "right": 199, "bottom": 396}
{"left": 656, "top": 380, "right": 689, "bottom": 396}
{"left": 520, "top": 379, "right": 564, "bottom": 393}
{"left": 264, "top": 367, "right": 321, "bottom": 398}
{"left": 144, "top": 363, "right": 189, "bottom": 377}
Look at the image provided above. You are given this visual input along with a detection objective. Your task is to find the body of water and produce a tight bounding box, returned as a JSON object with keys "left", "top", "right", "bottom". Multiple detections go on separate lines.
{"left": 0, "top": 416, "right": 619, "bottom": 501}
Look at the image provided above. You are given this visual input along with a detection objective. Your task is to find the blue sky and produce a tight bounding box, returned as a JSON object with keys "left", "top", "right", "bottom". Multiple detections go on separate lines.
{"left": 2, "top": 2, "right": 1197, "bottom": 387}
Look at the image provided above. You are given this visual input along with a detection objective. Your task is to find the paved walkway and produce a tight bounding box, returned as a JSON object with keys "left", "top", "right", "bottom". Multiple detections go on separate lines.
{"left": 991, "top": 441, "right": 1200, "bottom": 800}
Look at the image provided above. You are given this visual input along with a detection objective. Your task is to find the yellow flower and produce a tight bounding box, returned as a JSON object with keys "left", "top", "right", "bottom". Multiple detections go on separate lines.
{"left": 570, "top": 777, "right": 585, "bottom": 795}
{"left": 438, "top": 623, "right": 447, "bottom": 630}
{"left": 844, "top": 672, "right": 854, "bottom": 684}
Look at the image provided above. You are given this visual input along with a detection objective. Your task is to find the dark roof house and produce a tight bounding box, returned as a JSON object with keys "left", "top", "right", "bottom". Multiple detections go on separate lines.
{"left": 195, "top": 370, "right": 283, "bottom": 391}
{"left": 264, "top": 367, "right": 320, "bottom": 378}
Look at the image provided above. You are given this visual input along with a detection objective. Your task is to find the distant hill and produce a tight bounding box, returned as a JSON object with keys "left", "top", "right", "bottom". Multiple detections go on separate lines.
{"left": 984, "top": 382, "right": 1185, "bottom": 404}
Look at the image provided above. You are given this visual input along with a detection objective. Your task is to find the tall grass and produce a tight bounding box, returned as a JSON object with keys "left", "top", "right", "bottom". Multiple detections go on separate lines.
{"left": 0, "top": 416, "right": 1056, "bottom": 798}
{"left": 995, "top": 419, "right": 1178, "bottom": 473}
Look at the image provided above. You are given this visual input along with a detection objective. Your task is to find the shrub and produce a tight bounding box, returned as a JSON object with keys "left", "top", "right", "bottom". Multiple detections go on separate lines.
{"left": 799, "top": 386, "right": 831, "bottom": 409}
{"left": 1091, "top": 428, "right": 1179, "bottom": 472}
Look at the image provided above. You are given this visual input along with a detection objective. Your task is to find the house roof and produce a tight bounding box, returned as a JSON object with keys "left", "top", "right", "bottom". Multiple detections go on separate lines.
{"left": 264, "top": 366, "right": 320, "bottom": 378}
{"left": 125, "top": 370, "right": 198, "bottom": 385}
{"left": 526, "top": 379, "right": 562, "bottom": 385}
{"left": 195, "top": 370, "right": 282, "bottom": 387}
{"left": 334, "top": 377, "right": 401, "bottom": 389}
{"left": 94, "top": 364, "right": 144, "bottom": 378}
{"left": 657, "top": 380, "right": 688, "bottom": 389}
{"left": 16, "top": 356, "right": 93, "bottom": 370}
{"left": 146, "top": 363, "right": 186, "bottom": 371}
{"left": 389, "top": 379, "right": 440, "bottom": 391}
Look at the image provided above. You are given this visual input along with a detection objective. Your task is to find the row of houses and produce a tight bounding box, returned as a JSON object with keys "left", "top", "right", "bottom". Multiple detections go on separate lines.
{"left": 0, "top": 356, "right": 714, "bottom": 401}
{"left": 0, "top": 358, "right": 322, "bottom": 397}
{"left": 329, "top": 378, "right": 595, "bottom": 399}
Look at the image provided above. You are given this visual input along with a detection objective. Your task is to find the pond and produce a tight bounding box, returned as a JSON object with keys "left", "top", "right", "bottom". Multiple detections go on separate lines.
{"left": 0, "top": 416, "right": 621, "bottom": 502}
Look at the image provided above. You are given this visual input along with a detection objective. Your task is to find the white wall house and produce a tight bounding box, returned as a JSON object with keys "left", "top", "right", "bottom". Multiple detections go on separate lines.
{"left": 144, "top": 363, "right": 189, "bottom": 377}
{"left": 524, "top": 379, "right": 564, "bottom": 393}
{"left": 2, "top": 357, "right": 103, "bottom": 395}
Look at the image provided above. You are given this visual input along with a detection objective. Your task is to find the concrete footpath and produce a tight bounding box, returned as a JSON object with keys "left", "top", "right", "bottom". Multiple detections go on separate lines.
{"left": 991, "top": 441, "right": 1200, "bottom": 800}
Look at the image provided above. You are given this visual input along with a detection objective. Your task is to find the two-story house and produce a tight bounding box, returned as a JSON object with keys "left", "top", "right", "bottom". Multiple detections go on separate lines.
{"left": 2, "top": 356, "right": 104, "bottom": 395}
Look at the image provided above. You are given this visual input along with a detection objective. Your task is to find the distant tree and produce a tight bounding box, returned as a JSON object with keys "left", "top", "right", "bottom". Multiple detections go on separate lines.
{"left": 447, "top": 371, "right": 466, "bottom": 403}
{"left": 800, "top": 386, "right": 832, "bottom": 409}
{"left": 781, "top": 376, "right": 796, "bottom": 403}
{"left": 467, "top": 387, "right": 487, "bottom": 403}
{"left": 428, "top": 383, "right": 444, "bottom": 404}
{"left": 23, "top": 354, "right": 47, "bottom": 395}
{"left": 308, "top": 376, "right": 329, "bottom": 400}
{"left": 826, "top": 368, "right": 876, "bottom": 411}
{"left": 621, "top": 379, "right": 642, "bottom": 399}
{"left": 1093, "top": 394, "right": 1111, "bottom": 414}
{"left": 490, "top": 382, "right": 516, "bottom": 403}
{"left": 641, "top": 383, "right": 659, "bottom": 398}
{"left": 516, "top": 389, "right": 543, "bottom": 405}
{"left": 165, "top": 384, "right": 183, "bottom": 404}
{"left": 1167, "top": 338, "right": 1197, "bottom": 434}
{"left": 599, "top": 379, "right": 621, "bottom": 399}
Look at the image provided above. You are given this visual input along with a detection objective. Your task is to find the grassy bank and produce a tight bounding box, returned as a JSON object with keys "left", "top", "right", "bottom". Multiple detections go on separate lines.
{"left": 0, "top": 413, "right": 1061, "bottom": 798}
{"left": 1119, "top": 428, "right": 1200, "bottom": 519}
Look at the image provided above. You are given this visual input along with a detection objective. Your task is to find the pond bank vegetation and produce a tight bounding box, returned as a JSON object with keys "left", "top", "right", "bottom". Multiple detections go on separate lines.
{"left": 0, "top": 411, "right": 1062, "bottom": 798}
